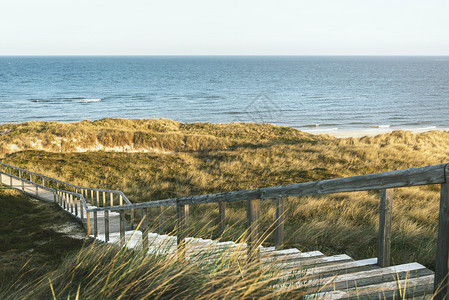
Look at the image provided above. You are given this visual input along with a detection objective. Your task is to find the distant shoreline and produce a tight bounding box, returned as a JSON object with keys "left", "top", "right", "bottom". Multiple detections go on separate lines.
{"left": 303, "top": 127, "right": 449, "bottom": 138}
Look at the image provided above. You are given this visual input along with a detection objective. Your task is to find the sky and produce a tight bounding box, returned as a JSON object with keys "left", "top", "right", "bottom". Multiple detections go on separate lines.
{"left": 0, "top": 0, "right": 448, "bottom": 55}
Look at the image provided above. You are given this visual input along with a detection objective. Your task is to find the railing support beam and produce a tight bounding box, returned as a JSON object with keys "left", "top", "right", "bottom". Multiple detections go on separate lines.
{"left": 247, "top": 199, "right": 260, "bottom": 261}
{"left": 378, "top": 189, "right": 393, "bottom": 267}
{"left": 435, "top": 174, "right": 449, "bottom": 299}
{"left": 275, "top": 196, "right": 286, "bottom": 250}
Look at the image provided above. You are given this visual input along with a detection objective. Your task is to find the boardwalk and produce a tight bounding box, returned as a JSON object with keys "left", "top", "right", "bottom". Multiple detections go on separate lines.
{"left": 0, "top": 165, "right": 439, "bottom": 299}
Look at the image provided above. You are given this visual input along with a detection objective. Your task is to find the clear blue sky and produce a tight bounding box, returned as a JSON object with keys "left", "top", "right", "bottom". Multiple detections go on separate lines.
{"left": 1, "top": 0, "right": 448, "bottom": 55}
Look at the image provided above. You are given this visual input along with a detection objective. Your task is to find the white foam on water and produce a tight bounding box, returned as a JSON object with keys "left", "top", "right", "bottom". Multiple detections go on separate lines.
{"left": 77, "top": 99, "right": 102, "bottom": 103}
{"left": 370, "top": 125, "right": 391, "bottom": 128}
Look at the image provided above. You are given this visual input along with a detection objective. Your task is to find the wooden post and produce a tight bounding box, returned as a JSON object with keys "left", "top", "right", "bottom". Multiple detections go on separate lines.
{"left": 247, "top": 199, "right": 261, "bottom": 260}
{"left": 80, "top": 197, "right": 84, "bottom": 219}
{"left": 21, "top": 177, "right": 24, "bottom": 191}
{"left": 94, "top": 211, "right": 98, "bottom": 238}
{"left": 177, "top": 204, "right": 187, "bottom": 258}
{"left": 74, "top": 195, "right": 78, "bottom": 216}
{"left": 42, "top": 177, "right": 45, "bottom": 187}
{"left": 9, "top": 167, "right": 12, "bottom": 186}
{"left": 120, "top": 194, "right": 123, "bottom": 205}
{"left": 378, "top": 189, "right": 393, "bottom": 267}
{"left": 86, "top": 211, "right": 91, "bottom": 236}
{"left": 110, "top": 192, "right": 114, "bottom": 206}
{"left": 96, "top": 190, "right": 100, "bottom": 207}
{"left": 435, "top": 174, "right": 449, "bottom": 299}
{"left": 91, "top": 190, "right": 94, "bottom": 205}
{"left": 120, "top": 210, "right": 125, "bottom": 247}
{"left": 275, "top": 197, "right": 286, "bottom": 250}
{"left": 70, "top": 194, "right": 74, "bottom": 213}
{"left": 103, "top": 191, "right": 106, "bottom": 207}
{"left": 130, "top": 209, "right": 134, "bottom": 230}
{"left": 104, "top": 210, "right": 109, "bottom": 242}
{"left": 62, "top": 193, "right": 66, "bottom": 209}
{"left": 29, "top": 173, "right": 32, "bottom": 182}
{"left": 219, "top": 202, "right": 226, "bottom": 236}
{"left": 35, "top": 183, "right": 38, "bottom": 197}
{"left": 142, "top": 208, "right": 149, "bottom": 252}
{"left": 159, "top": 206, "right": 165, "bottom": 234}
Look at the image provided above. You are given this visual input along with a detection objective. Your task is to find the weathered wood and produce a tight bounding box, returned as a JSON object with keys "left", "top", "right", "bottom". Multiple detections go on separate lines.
{"left": 130, "top": 209, "right": 134, "bottom": 230}
{"left": 91, "top": 190, "right": 94, "bottom": 206}
{"left": 80, "top": 196, "right": 84, "bottom": 219}
{"left": 120, "top": 194, "right": 123, "bottom": 205}
{"left": 74, "top": 195, "right": 78, "bottom": 216}
{"left": 142, "top": 208, "right": 149, "bottom": 251}
{"left": 42, "top": 177, "right": 44, "bottom": 187}
{"left": 70, "top": 194, "right": 74, "bottom": 213}
{"left": 435, "top": 173, "right": 449, "bottom": 300}
{"left": 103, "top": 191, "right": 106, "bottom": 207}
{"left": 120, "top": 210, "right": 125, "bottom": 247}
{"left": 247, "top": 199, "right": 261, "bottom": 260}
{"left": 104, "top": 210, "right": 109, "bottom": 242}
{"left": 378, "top": 189, "right": 393, "bottom": 267}
{"left": 177, "top": 204, "right": 188, "bottom": 257}
{"left": 94, "top": 211, "right": 98, "bottom": 237}
{"left": 95, "top": 164, "right": 447, "bottom": 212}
{"left": 159, "top": 206, "right": 165, "bottom": 234}
{"left": 9, "top": 167, "right": 12, "bottom": 186}
{"left": 96, "top": 190, "right": 100, "bottom": 207}
{"left": 86, "top": 211, "right": 91, "bottom": 236}
{"left": 275, "top": 196, "right": 286, "bottom": 250}
{"left": 110, "top": 192, "right": 114, "bottom": 207}
{"left": 219, "top": 202, "right": 226, "bottom": 236}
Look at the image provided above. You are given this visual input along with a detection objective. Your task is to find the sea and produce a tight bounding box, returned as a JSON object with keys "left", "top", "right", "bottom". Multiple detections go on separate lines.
{"left": 1, "top": 56, "right": 449, "bottom": 135}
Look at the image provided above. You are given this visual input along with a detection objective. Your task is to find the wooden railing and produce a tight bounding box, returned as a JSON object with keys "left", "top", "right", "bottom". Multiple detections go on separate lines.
{"left": 1, "top": 161, "right": 449, "bottom": 299}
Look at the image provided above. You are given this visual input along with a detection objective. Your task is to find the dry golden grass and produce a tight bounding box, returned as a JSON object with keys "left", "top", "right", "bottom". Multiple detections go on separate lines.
{"left": 2, "top": 118, "right": 449, "bottom": 271}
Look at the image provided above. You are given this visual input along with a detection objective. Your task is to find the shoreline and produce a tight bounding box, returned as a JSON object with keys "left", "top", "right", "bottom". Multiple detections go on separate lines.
{"left": 302, "top": 127, "right": 449, "bottom": 138}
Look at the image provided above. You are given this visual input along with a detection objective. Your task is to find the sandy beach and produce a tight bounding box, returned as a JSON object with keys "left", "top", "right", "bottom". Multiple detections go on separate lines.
{"left": 304, "top": 127, "right": 449, "bottom": 138}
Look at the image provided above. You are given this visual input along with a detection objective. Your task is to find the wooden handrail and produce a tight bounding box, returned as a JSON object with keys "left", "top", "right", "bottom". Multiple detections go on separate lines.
{"left": 1, "top": 161, "right": 449, "bottom": 298}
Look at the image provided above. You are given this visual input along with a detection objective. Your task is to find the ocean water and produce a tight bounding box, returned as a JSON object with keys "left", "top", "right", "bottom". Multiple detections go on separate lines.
{"left": 1, "top": 56, "right": 449, "bottom": 133}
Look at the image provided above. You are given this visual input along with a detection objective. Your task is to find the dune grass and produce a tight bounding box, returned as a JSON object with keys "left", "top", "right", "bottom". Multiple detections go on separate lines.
{"left": 0, "top": 188, "right": 88, "bottom": 295}
{"left": 1, "top": 118, "right": 449, "bottom": 271}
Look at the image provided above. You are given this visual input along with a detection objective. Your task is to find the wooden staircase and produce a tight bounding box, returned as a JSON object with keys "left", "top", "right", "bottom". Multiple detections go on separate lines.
{"left": 0, "top": 165, "right": 440, "bottom": 299}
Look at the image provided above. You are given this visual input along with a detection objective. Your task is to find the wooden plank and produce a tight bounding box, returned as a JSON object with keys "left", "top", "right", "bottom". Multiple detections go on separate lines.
{"left": 120, "top": 194, "right": 123, "bottom": 205}
{"left": 94, "top": 211, "right": 98, "bottom": 237}
{"left": 96, "top": 190, "right": 100, "bottom": 207}
{"left": 317, "top": 274, "right": 434, "bottom": 300}
{"left": 91, "top": 190, "right": 94, "bottom": 205}
{"left": 219, "top": 202, "right": 226, "bottom": 236}
{"left": 308, "top": 262, "right": 432, "bottom": 294}
{"left": 159, "top": 206, "right": 165, "bottom": 234}
{"left": 435, "top": 169, "right": 449, "bottom": 300}
{"left": 74, "top": 195, "right": 78, "bottom": 216}
{"left": 103, "top": 191, "right": 106, "bottom": 207}
{"left": 378, "top": 189, "right": 393, "bottom": 267}
{"left": 142, "top": 208, "right": 149, "bottom": 251}
{"left": 98, "top": 164, "right": 447, "bottom": 211}
{"left": 120, "top": 210, "right": 125, "bottom": 247}
{"left": 80, "top": 195, "right": 84, "bottom": 219}
{"left": 247, "top": 199, "right": 260, "bottom": 260}
{"left": 86, "top": 212, "right": 91, "bottom": 236}
{"left": 275, "top": 196, "right": 285, "bottom": 250}
{"left": 104, "top": 210, "right": 109, "bottom": 242}
{"left": 110, "top": 192, "right": 114, "bottom": 207}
